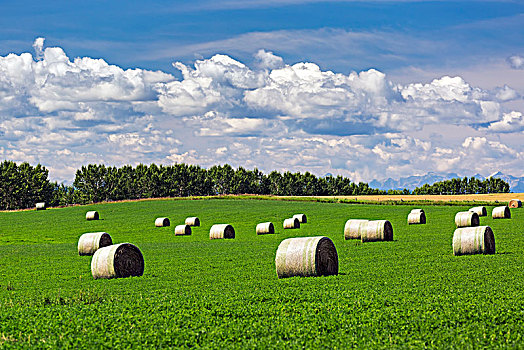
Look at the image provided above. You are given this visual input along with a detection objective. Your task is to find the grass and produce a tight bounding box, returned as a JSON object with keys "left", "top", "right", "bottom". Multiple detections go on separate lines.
{"left": 0, "top": 198, "right": 523, "bottom": 348}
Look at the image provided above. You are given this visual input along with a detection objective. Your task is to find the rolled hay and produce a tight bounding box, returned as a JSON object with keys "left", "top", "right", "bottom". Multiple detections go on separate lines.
{"left": 174, "top": 224, "right": 191, "bottom": 236}
{"left": 185, "top": 217, "right": 200, "bottom": 226}
{"left": 343, "top": 219, "right": 368, "bottom": 240}
{"left": 361, "top": 220, "right": 393, "bottom": 242}
{"left": 293, "top": 214, "right": 307, "bottom": 223}
{"left": 492, "top": 206, "right": 511, "bottom": 219}
{"left": 35, "top": 202, "right": 46, "bottom": 210}
{"left": 275, "top": 236, "right": 338, "bottom": 278}
{"left": 452, "top": 226, "right": 495, "bottom": 256}
{"left": 509, "top": 199, "right": 522, "bottom": 208}
{"left": 283, "top": 218, "right": 300, "bottom": 229}
{"left": 85, "top": 211, "right": 99, "bottom": 220}
{"left": 155, "top": 217, "right": 170, "bottom": 227}
{"left": 408, "top": 211, "right": 426, "bottom": 225}
{"left": 410, "top": 208, "right": 425, "bottom": 215}
{"left": 91, "top": 243, "right": 144, "bottom": 279}
{"left": 78, "top": 232, "right": 112, "bottom": 256}
{"left": 256, "top": 222, "right": 275, "bottom": 235}
{"left": 209, "top": 224, "right": 235, "bottom": 239}
{"left": 469, "top": 206, "right": 487, "bottom": 217}
{"left": 455, "top": 211, "right": 479, "bottom": 227}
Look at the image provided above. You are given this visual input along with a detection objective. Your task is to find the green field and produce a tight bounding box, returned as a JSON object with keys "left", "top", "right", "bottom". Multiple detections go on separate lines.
{"left": 1, "top": 199, "right": 524, "bottom": 348}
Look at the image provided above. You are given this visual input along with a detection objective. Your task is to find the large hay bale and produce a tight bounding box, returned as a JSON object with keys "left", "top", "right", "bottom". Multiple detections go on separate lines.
{"left": 361, "top": 220, "right": 393, "bottom": 242}
{"left": 283, "top": 218, "right": 300, "bottom": 229}
{"left": 492, "top": 206, "right": 511, "bottom": 219}
{"left": 155, "top": 217, "right": 170, "bottom": 227}
{"left": 452, "top": 226, "right": 495, "bottom": 256}
{"left": 91, "top": 243, "right": 144, "bottom": 279}
{"left": 209, "top": 224, "right": 235, "bottom": 239}
{"left": 185, "top": 217, "right": 200, "bottom": 226}
{"left": 343, "top": 219, "right": 368, "bottom": 240}
{"left": 469, "top": 206, "right": 487, "bottom": 217}
{"left": 275, "top": 236, "right": 338, "bottom": 278}
{"left": 78, "top": 232, "right": 112, "bottom": 256}
{"left": 455, "top": 211, "right": 479, "bottom": 227}
{"left": 509, "top": 199, "right": 522, "bottom": 208}
{"left": 293, "top": 214, "right": 307, "bottom": 223}
{"left": 256, "top": 222, "right": 275, "bottom": 235}
{"left": 174, "top": 224, "right": 191, "bottom": 236}
{"left": 408, "top": 211, "right": 426, "bottom": 225}
{"left": 86, "top": 211, "right": 99, "bottom": 220}
{"left": 35, "top": 202, "right": 46, "bottom": 210}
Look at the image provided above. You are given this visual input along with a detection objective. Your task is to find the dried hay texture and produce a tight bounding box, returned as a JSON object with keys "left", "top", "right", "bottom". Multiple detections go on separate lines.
{"left": 256, "top": 222, "right": 275, "bottom": 235}
{"left": 453, "top": 226, "right": 495, "bottom": 256}
{"left": 209, "top": 224, "right": 235, "bottom": 239}
{"left": 91, "top": 243, "right": 144, "bottom": 279}
{"left": 35, "top": 202, "right": 46, "bottom": 210}
{"left": 469, "top": 206, "right": 487, "bottom": 217}
{"left": 86, "top": 211, "right": 99, "bottom": 220}
{"left": 155, "top": 217, "right": 170, "bottom": 227}
{"left": 78, "top": 232, "right": 112, "bottom": 256}
{"left": 455, "top": 211, "right": 479, "bottom": 227}
{"left": 361, "top": 220, "right": 393, "bottom": 242}
{"left": 293, "top": 214, "right": 307, "bottom": 223}
{"left": 174, "top": 224, "right": 191, "bottom": 236}
{"left": 492, "top": 206, "right": 511, "bottom": 219}
{"left": 509, "top": 199, "right": 522, "bottom": 208}
{"left": 343, "top": 219, "right": 368, "bottom": 240}
{"left": 185, "top": 217, "right": 200, "bottom": 226}
{"left": 408, "top": 211, "right": 426, "bottom": 225}
{"left": 283, "top": 218, "right": 300, "bottom": 229}
{"left": 275, "top": 236, "right": 338, "bottom": 278}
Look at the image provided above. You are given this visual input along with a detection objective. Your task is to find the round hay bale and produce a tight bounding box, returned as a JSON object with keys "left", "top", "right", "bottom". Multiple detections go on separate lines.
{"left": 469, "top": 206, "right": 487, "bottom": 217}
{"left": 86, "top": 211, "right": 99, "bottom": 220}
{"left": 343, "top": 219, "right": 368, "bottom": 240}
{"left": 408, "top": 211, "right": 426, "bottom": 225}
{"left": 175, "top": 224, "right": 191, "bottom": 236}
{"left": 509, "top": 199, "right": 522, "bottom": 208}
{"left": 455, "top": 211, "right": 479, "bottom": 227}
{"left": 256, "top": 222, "right": 275, "bottom": 235}
{"left": 410, "top": 208, "right": 425, "bottom": 215}
{"left": 209, "top": 224, "right": 235, "bottom": 239}
{"left": 492, "top": 206, "right": 511, "bottom": 219}
{"left": 453, "top": 226, "right": 495, "bottom": 256}
{"left": 185, "top": 217, "right": 200, "bottom": 226}
{"left": 35, "top": 202, "right": 46, "bottom": 210}
{"left": 78, "top": 232, "right": 112, "bottom": 256}
{"left": 275, "top": 236, "right": 338, "bottom": 278}
{"left": 293, "top": 214, "right": 307, "bottom": 223}
{"left": 283, "top": 218, "right": 300, "bottom": 229}
{"left": 361, "top": 220, "right": 393, "bottom": 242}
{"left": 91, "top": 243, "right": 144, "bottom": 279}
{"left": 155, "top": 217, "right": 170, "bottom": 227}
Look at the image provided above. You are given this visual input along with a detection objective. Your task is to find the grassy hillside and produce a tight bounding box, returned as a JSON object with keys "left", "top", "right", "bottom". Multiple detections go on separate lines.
{"left": 1, "top": 199, "right": 523, "bottom": 348}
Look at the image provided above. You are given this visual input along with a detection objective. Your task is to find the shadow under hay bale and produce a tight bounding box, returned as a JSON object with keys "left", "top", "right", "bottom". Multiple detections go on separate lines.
{"left": 175, "top": 224, "right": 191, "bottom": 236}
{"left": 275, "top": 236, "right": 338, "bottom": 278}
{"left": 283, "top": 218, "right": 300, "bottom": 229}
{"left": 455, "top": 211, "right": 479, "bottom": 227}
{"left": 453, "top": 226, "right": 495, "bottom": 256}
{"left": 155, "top": 217, "right": 170, "bottom": 227}
{"left": 293, "top": 214, "right": 307, "bottom": 223}
{"left": 86, "top": 211, "right": 99, "bottom": 220}
{"left": 469, "top": 206, "right": 487, "bottom": 217}
{"left": 210, "top": 224, "right": 235, "bottom": 239}
{"left": 361, "top": 220, "right": 393, "bottom": 242}
{"left": 344, "top": 219, "right": 368, "bottom": 240}
{"left": 185, "top": 217, "right": 200, "bottom": 226}
{"left": 256, "top": 222, "right": 275, "bottom": 235}
{"left": 91, "top": 243, "right": 144, "bottom": 279}
{"left": 492, "top": 206, "right": 511, "bottom": 219}
{"left": 78, "top": 232, "right": 112, "bottom": 256}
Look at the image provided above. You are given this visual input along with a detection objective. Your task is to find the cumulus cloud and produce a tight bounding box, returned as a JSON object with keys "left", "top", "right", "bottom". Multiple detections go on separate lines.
{"left": 508, "top": 55, "right": 524, "bottom": 70}
{"left": 1, "top": 38, "right": 524, "bottom": 182}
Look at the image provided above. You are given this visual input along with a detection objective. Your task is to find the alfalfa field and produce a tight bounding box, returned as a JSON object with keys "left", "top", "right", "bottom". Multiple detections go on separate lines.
{"left": 1, "top": 198, "right": 524, "bottom": 348}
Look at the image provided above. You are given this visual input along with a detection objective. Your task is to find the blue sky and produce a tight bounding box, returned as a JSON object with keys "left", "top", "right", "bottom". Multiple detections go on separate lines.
{"left": 1, "top": 1, "right": 523, "bottom": 182}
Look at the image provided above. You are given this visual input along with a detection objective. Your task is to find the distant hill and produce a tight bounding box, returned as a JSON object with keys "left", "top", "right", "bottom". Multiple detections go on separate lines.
{"left": 370, "top": 172, "right": 524, "bottom": 193}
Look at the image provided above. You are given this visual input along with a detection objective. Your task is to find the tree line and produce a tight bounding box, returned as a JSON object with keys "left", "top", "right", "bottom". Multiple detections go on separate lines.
{"left": 0, "top": 160, "right": 510, "bottom": 210}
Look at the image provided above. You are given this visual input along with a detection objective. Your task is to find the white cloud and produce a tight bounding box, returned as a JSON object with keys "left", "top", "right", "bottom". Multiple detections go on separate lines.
{"left": 487, "top": 111, "right": 524, "bottom": 133}
{"left": 508, "top": 55, "right": 524, "bottom": 70}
